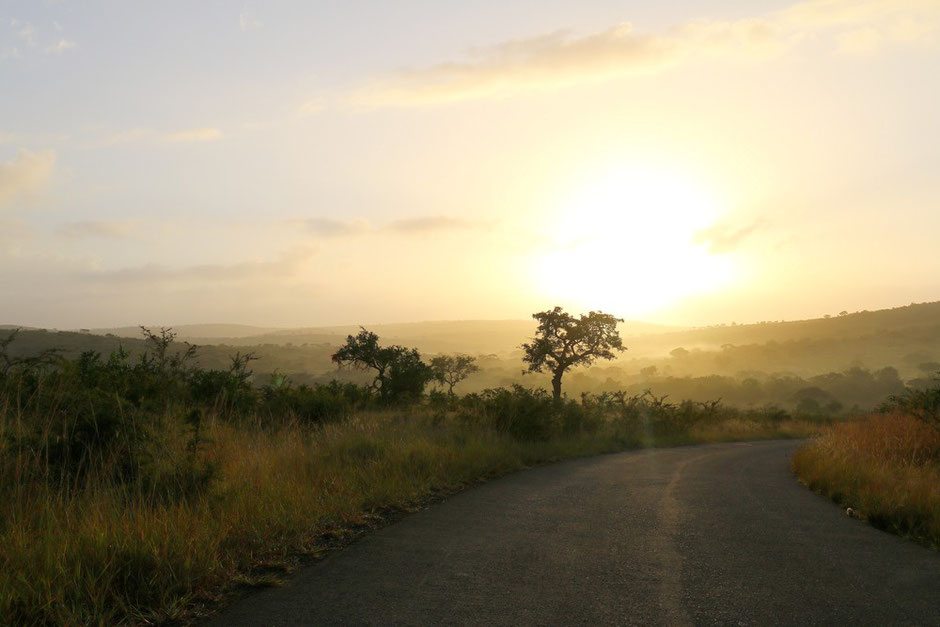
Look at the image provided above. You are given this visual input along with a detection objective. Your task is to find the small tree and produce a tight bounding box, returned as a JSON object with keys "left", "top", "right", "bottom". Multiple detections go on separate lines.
{"left": 430, "top": 354, "right": 479, "bottom": 396}
{"left": 521, "top": 307, "right": 626, "bottom": 402}
{"left": 331, "top": 328, "right": 432, "bottom": 403}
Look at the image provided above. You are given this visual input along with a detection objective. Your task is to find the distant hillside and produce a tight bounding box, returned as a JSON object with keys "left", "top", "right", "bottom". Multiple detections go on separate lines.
{"left": 622, "top": 301, "right": 940, "bottom": 377}
{"left": 0, "top": 328, "right": 337, "bottom": 379}
{"left": 83, "top": 319, "right": 680, "bottom": 356}
{"left": 91, "top": 324, "right": 285, "bottom": 340}
{"left": 4, "top": 300, "right": 939, "bottom": 385}
{"left": 640, "top": 301, "right": 940, "bottom": 349}
{"left": 257, "top": 319, "right": 676, "bottom": 355}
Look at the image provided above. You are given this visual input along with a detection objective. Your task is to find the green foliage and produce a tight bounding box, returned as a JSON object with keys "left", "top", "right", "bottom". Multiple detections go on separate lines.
{"left": 459, "top": 385, "right": 605, "bottom": 441}
{"left": 461, "top": 385, "right": 558, "bottom": 441}
{"left": 260, "top": 378, "right": 370, "bottom": 424}
{"left": 879, "top": 371, "right": 940, "bottom": 429}
{"left": 331, "top": 328, "right": 433, "bottom": 403}
{"left": 188, "top": 351, "right": 259, "bottom": 417}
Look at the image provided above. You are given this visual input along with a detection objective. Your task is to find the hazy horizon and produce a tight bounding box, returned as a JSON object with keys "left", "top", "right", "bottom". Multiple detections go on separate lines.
{"left": 3, "top": 1, "right": 939, "bottom": 329}
{"left": 5, "top": 298, "right": 931, "bottom": 334}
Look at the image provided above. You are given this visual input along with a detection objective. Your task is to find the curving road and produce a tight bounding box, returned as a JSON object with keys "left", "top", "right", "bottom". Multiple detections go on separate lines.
{"left": 209, "top": 440, "right": 939, "bottom": 626}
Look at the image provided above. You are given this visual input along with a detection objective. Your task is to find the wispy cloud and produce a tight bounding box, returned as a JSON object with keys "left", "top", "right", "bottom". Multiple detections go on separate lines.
{"left": 693, "top": 219, "right": 770, "bottom": 254}
{"left": 167, "top": 127, "right": 223, "bottom": 142}
{"left": 780, "top": 0, "right": 940, "bottom": 54}
{"left": 352, "top": 0, "right": 940, "bottom": 107}
{"left": 0, "top": 149, "right": 56, "bottom": 209}
{"left": 239, "top": 5, "right": 263, "bottom": 32}
{"left": 57, "top": 220, "right": 134, "bottom": 239}
{"left": 386, "top": 216, "right": 485, "bottom": 234}
{"left": 301, "top": 217, "right": 372, "bottom": 238}
{"left": 107, "top": 127, "right": 224, "bottom": 146}
{"left": 0, "top": 218, "right": 33, "bottom": 251}
{"left": 11, "top": 19, "right": 37, "bottom": 47}
{"left": 297, "top": 97, "right": 326, "bottom": 117}
{"left": 297, "top": 215, "right": 487, "bottom": 238}
{"left": 85, "top": 246, "right": 316, "bottom": 286}
{"left": 4, "top": 19, "right": 76, "bottom": 59}
{"left": 44, "top": 39, "right": 75, "bottom": 54}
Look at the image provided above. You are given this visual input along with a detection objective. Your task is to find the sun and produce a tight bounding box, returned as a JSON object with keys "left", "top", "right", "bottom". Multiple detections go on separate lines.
{"left": 532, "top": 165, "right": 735, "bottom": 317}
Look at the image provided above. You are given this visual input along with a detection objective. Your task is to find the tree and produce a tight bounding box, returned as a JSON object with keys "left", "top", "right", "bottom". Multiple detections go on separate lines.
{"left": 430, "top": 354, "right": 479, "bottom": 396}
{"left": 331, "top": 328, "right": 432, "bottom": 402}
{"left": 669, "top": 347, "right": 690, "bottom": 359}
{"left": 521, "top": 307, "right": 626, "bottom": 402}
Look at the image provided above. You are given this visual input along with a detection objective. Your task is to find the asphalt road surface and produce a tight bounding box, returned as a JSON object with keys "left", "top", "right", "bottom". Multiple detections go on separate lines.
{"left": 209, "top": 440, "right": 939, "bottom": 626}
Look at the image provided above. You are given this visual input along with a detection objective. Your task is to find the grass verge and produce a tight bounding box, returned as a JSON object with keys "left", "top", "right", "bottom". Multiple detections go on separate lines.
{"left": 792, "top": 412, "right": 940, "bottom": 548}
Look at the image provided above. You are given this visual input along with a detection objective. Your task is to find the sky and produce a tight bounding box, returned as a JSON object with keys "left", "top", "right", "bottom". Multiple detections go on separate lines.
{"left": 1, "top": 0, "right": 939, "bottom": 329}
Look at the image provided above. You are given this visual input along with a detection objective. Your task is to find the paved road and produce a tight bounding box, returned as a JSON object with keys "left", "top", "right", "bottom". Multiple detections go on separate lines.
{"left": 209, "top": 441, "right": 940, "bottom": 626}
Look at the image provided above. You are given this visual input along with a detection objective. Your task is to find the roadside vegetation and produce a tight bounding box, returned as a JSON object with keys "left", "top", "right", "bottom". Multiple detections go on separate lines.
{"left": 10, "top": 300, "right": 940, "bottom": 415}
{"left": 0, "top": 313, "right": 834, "bottom": 624}
{"left": 792, "top": 378, "right": 940, "bottom": 548}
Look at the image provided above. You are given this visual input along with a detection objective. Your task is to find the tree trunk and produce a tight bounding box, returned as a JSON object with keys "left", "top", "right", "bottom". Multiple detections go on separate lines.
{"left": 551, "top": 371, "right": 563, "bottom": 403}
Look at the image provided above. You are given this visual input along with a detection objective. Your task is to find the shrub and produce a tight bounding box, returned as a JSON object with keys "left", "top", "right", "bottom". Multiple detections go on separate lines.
{"left": 879, "top": 374, "right": 940, "bottom": 430}
{"left": 260, "top": 379, "right": 370, "bottom": 425}
{"left": 460, "top": 385, "right": 558, "bottom": 441}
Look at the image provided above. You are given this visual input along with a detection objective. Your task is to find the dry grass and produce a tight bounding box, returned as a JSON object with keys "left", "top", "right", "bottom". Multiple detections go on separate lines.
{"left": 1, "top": 408, "right": 815, "bottom": 624}
{"left": 690, "top": 418, "right": 821, "bottom": 443}
{"left": 792, "top": 412, "right": 940, "bottom": 548}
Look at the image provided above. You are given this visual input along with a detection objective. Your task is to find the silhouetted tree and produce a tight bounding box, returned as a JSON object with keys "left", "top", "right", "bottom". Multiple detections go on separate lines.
{"left": 331, "top": 328, "right": 432, "bottom": 402}
{"left": 430, "top": 354, "right": 479, "bottom": 396}
{"left": 521, "top": 307, "right": 625, "bottom": 402}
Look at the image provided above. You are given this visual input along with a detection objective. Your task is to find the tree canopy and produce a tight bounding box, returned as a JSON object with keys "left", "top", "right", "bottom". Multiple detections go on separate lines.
{"left": 331, "top": 328, "right": 432, "bottom": 403}
{"left": 522, "top": 307, "right": 625, "bottom": 402}
{"left": 430, "top": 354, "right": 479, "bottom": 395}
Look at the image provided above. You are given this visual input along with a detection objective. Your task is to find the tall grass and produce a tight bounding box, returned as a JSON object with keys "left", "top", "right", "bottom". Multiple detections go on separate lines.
{"left": 792, "top": 412, "right": 940, "bottom": 547}
{"left": 0, "top": 404, "right": 821, "bottom": 624}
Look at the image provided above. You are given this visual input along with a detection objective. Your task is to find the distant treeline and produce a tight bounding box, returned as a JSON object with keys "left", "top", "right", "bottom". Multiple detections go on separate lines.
{"left": 6, "top": 299, "right": 940, "bottom": 413}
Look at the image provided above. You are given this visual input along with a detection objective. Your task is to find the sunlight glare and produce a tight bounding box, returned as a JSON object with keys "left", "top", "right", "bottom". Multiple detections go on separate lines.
{"left": 534, "top": 166, "right": 735, "bottom": 317}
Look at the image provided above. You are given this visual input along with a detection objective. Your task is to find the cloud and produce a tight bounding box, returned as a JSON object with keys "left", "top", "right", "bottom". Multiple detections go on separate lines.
{"left": 781, "top": 0, "right": 940, "bottom": 53}
{"left": 11, "top": 19, "right": 37, "bottom": 47}
{"left": 85, "top": 246, "right": 316, "bottom": 286}
{"left": 778, "top": 0, "right": 937, "bottom": 29}
{"left": 693, "top": 219, "right": 769, "bottom": 254}
{"left": 57, "top": 220, "right": 134, "bottom": 239}
{"left": 385, "top": 216, "right": 485, "bottom": 234}
{"left": 352, "top": 0, "right": 940, "bottom": 107}
{"left": 298, "top": 215, "right": 486, "bottom": 238}
{"left": 301, "top": 217, "right": 372, "bottom": 238}
{"left": 4, "top": 19, "right": 76, "bottom": 59}
{"left": 0, "top": 149, "right": 56, "bottom": 208}
{"left": 167, "top": 127, "right": 223, "bottom": 142}
{"left": 44, "top": 39, "right": 75, "bottom": 54}
{"left": 108, "top": 127, "right": 224, "bottom": 145}
{"left": 297, "top": 97, "right": 326, "bottom": 117}
{"left": 0, "top": 218, "right": 32, "bottom": 251}
{"left": 239, "top": 6, "right": 263, "bottom": 31}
